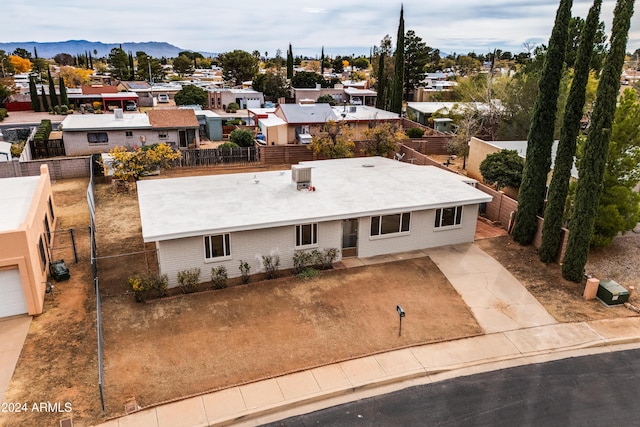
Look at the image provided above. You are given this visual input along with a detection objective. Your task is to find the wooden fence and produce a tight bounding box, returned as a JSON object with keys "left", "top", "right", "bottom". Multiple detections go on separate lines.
{"left": 175, "top": 147, "right": 260, "bottom": 167}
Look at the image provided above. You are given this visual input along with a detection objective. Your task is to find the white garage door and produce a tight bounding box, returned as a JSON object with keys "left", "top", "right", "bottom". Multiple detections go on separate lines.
{"left": 0, "top": 268, "right": 28, "bottom": 318}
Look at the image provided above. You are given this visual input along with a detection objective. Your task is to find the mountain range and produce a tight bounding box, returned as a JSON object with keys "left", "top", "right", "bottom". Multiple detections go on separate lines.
{"left": 0, "top": 40, "right": 216, "bottom": 59}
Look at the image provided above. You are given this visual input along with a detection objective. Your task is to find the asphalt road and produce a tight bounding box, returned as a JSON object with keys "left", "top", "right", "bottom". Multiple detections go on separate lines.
{"left": 264, "top": 348, "right": 640, "bottom": 427}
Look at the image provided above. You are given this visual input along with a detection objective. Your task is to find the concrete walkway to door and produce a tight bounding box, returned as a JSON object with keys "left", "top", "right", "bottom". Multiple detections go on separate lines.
{"left": 0, "top": 315, "right": 32, "bottom": 405}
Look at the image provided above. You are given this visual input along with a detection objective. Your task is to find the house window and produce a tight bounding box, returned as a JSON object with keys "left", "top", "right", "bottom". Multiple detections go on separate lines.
{"left": 48, "top": 197, "right": 55, "bottom": 220}
{"left": 370, "top": 213, "right": 411, "bottom": 236}
{"left": 44, "top": 215, "right": 51, "bottom": 243}
{"left": 204, "top": 234, "right": 231, "bottom": 260}
{"left": 38, "top": 237, "right": 47, "bottom": 270}
{"left": 125, "top": 131, "right": 133, "bottom": 138}
{"left": 296, "top": 223, "right": 318, "bottom": 247}
{"left": 87, "top": 132, "right": 108, "bottom": 143}
{"left": 158, "top": 131, "right": 168, "bottom": 139}
{"left": 434, "top": 206, "right": 463, "bottom": 228}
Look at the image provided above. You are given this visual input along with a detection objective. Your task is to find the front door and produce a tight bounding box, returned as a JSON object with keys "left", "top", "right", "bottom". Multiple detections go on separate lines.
{"left": 342, "top": 219, "right": 358, "bottom": 257}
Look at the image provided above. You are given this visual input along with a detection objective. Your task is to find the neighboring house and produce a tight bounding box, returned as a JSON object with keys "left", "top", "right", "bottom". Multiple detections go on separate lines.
{"left": 274, "top": 103, "right": 339, "bottom": 144}
{"left": 291, "top": 85, "right": 346, "bottom": 105}
{"left": 60, "top": 108, "right": 200, "bottom": 155}
{"left": 147, "top": 109, "right": 200, "bottom": 149}
{"left": 67, "top": 86, "right": 138, "bottom": 111}
{"left": 208, "top": 88, "right": 264, "bottom": 110}
{"left": 0, "top": 141, "right": 12, "bottom": 162}
{"left": 137, "top": 156, "right": 492, "bottom": 287}
{"left": 343, "top": 87, "right": 377, "bottom": 106}
{"left": 406, "top": 102, "right": 501, "bottom": 127}
{"left": 0, "top": 165, "right": 56, "bottom": 318}
{"left": 466, "top": 137, "right": 575, "bottom": 199}
{"left": 331, "top": 105, "right": 401, "bottom": 140}
{"left": 61, "top": 110, "right": 153, "bottom": 156}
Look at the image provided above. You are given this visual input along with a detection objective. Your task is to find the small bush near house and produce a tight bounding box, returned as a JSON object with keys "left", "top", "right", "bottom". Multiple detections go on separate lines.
{"left": 128, "top": 274, "right": 168, "bottom": 302}
{"left": 218, "top": 142, "right": 239, "bottom": 149}
{"left": 11, "top": 141, "right": 25, "bottom": 158}
{"left": 0, "top": 108, "right": 8, "bottom": 121}
{"left": 226, "top": 102, "right": 240, "bottom": 113}
{"left": 177, "top": 268, "right": 201, "bottom": 294}
{"left": 405, "top": 127, "right": 425, "bottom": 138}
{"left": 229, "top": 129, "right": 255, "bottom": 147}
{"left": 262, "top": 255, "right": 280, "bottom": 280}
{"left": 224, "top": 118, "right": 245, "bottom": 126}
{"left": 239, "top": 260, "right": 251, "bottom": 284}
{"left": 211, "top": 266, "right": 228, "bottom": 290}
{"left": 292, "top": 251, "right": 314, "bottom": 275}
{"left": 296, "top": 266, "right": 319, "bottom": 281}
{"left": 316, "top": 248, "right": 340, "bottom": 269}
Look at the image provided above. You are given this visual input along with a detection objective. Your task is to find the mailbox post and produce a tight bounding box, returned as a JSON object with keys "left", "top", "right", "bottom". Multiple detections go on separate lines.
{"left": 396, "top": 305, "right": 405, "bottom": 336}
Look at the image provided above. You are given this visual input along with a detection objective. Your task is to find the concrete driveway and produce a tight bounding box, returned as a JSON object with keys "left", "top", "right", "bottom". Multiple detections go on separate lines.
{"left": 0, "top": 315, "right": 31, "bottom": 405}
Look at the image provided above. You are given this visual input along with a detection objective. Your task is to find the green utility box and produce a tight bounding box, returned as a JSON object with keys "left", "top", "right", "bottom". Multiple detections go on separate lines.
{"left": 596, "top": 280, "right": 629, "bottom": 306}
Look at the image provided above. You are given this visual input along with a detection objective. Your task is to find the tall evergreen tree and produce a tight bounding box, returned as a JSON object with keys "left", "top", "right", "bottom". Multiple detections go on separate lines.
{"left": 320, "top": 46, "right": 325, "bottom": 75}
{"left": 512, "top": 0, "right": 573, "bottom": 244}
{"left": 562, "top": 0, "right": 635, "bottom": 282}
{"left": 128, "top": 52, "right": 135, "bottom": 80}
{"left": 286, "top": 43, "right": 293, "bottom": 79}
{"left": 389, "top": 5, "right": 405, "bottom": 114}
{"left": 58, "top": 76, "right": 69, "bottom": 107}
{"left": 539, "top": 0, "right": 602, "bottom": 262}
{"left": 375, "top": 52, "right": 387, "bottom": 110}
{"left": 29, "top": 75, "right": 41, "bottom": 112}
{"left": 40, "top": 86, "right": 49, "bottom": 112}
{"left": 47, "top": 68, "right": 59, "bottom": 108}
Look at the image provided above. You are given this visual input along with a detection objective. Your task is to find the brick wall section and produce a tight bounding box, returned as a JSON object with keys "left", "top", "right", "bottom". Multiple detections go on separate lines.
{"left": 0, "top": 157, "right": 91, "bottom": 179}
{"left": 399, "top": 145, "right": 452, "bottom": 172}
{"left": 403, "top": 136, "right": 452, "bottom": 155}
{"left": 475, "top": 183, "right": 518, "bottom": 230}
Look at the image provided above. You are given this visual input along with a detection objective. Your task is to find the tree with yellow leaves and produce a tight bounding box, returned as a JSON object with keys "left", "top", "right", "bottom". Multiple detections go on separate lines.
{"left": 106, "top": 144, "right": 181, "bottom": 182}
{"left": 361, "top": 123, "right": 407, "bottom": 157}
{"left": 310, "top": 120, "right": 355, "bottom": 159}
{"left": 9, "top": 55, "right": 32, "bottom": 73}
{"left": 57, "top": 66, "right": 93, "bottom": 88}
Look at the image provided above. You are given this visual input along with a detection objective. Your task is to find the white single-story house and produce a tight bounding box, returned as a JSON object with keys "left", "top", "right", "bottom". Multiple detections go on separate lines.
{"left": 137, "top": 156, "right": 492, "bottom": 287}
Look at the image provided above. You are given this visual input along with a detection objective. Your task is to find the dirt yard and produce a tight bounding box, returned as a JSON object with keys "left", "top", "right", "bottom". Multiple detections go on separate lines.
{"left": 3, "top": 165, "right": 639, "bottom": 427}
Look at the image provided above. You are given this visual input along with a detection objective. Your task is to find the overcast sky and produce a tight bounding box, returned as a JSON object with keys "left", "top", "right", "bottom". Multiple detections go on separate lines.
{"left": 3, "top": 0, "right": 639, "bottom": 57}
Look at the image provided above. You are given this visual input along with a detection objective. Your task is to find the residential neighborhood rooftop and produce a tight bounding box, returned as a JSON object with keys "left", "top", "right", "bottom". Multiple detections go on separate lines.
{"left": 147, "top": 109, "right": 199, "bottom": 128}
{"left": 487, "top": 140, "right": 579, "bottom": 179}
{"left": 331, "top": 105, "right": 400, "bottom": 121}
{"left": 60, "top": 113, "right": 151, "bottom": 130}
{"left": 137, "top": 156, "right": 491, "bottom": 242}
{"left": 0, "top": 175, "right": 39, "bottom": 232}
{"left": 276, "top": 103, "right": 339, "bottom": 124}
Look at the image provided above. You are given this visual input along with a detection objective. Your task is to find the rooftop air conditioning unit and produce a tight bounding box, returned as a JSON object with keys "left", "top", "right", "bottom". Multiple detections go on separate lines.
{"left": 114, "top": 108, "right": 124, "bottom": 119}
{"left": 292, "top": 165, "right": 312, "bottom": 190}
{"left": 298, "top": 133, "right": 312, "bottom": 144}
{"left": 348, "top": 106, "right": 357, "bottom": 113}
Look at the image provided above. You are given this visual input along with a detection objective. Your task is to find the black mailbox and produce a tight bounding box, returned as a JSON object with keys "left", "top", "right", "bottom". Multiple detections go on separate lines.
{"left": 396, "top": 305, "right": 405, "bottom": 318}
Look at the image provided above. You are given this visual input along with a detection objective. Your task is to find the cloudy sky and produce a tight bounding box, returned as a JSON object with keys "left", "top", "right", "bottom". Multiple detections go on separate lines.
{"left": 3, "top": 0, "right": 639, "bottom": 57}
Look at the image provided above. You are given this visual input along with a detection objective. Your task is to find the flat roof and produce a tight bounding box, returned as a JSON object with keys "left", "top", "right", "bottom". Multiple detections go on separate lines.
{"left": 60, "top": 113, "right": 151, "bottom": 131}
{"left": 332, "top": 105, "right": 399, "bottom": 121}
{"left": 0, "top": 175, "right": 39, "bottom": 232}
{"left": 137, "top": 156, "right": 492, "bottom": 242}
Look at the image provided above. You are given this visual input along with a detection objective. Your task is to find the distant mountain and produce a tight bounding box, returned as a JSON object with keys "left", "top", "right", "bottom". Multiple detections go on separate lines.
{"left": 0, "top": 40, "right": 217, "bottom": 59}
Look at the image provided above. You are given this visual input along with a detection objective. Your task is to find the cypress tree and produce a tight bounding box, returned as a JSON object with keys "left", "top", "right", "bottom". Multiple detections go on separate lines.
{"left": 389, "top": 4, "right": 404, "bottom": 114}
{"left": 539, "top": 0, "right": 602, "bottom": 262}
{"left": 562, "top": 0, "right": 635, "bottom": 281}
{"left": 512, "top": 0, "right": 573, "bottom": 244}
{"left": 59, "top": 76, "right": 69, "bottom": 107}
{"left": 40, "top": 86, "right": 49, "bottom": 112}
{"left": 47, "top": 68, "right": 59, "bottom": 108}
{"left": 286, "top": 43, "right": 293, "bottom": 79}
{"left": 29, "top": 75, "right": 41, "bottom": 112}
{"left": 320, "top": 46, "right": 325, "bottom": 75}
{"left": 375, "top": 52, "right": 387, "bottom": 110}
{"left": 128, "top": 52, "right": 135, "bottom": 80}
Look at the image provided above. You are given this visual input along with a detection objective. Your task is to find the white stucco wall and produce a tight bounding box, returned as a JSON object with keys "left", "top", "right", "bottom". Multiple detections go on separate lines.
{"left": 156, "top": 205, "right": 479, "bottom": 287}
{"left": 63, "top": 130, "right": 158, "bottom": 156}
{"left": 158, "top": 221, "right": 342, "bottom": 287}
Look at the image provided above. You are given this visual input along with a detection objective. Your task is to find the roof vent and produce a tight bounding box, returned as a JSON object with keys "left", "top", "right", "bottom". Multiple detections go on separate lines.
{"left": 114, "top": 108, "right": 124, "bottom": 120}
{"left": 292, "top": 165, "right": 312, "bottom": 190}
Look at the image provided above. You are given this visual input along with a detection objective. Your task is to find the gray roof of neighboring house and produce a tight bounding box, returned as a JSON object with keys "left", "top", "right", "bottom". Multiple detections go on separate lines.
{"left": 137, "top": 156, "right": 492, "bottom": 242}
{"left": 277, "top": 103, "right": 339, "bottom": 124}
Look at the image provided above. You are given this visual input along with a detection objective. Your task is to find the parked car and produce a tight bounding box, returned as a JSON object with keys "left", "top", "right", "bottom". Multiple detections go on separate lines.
{"left": 125, "top": 101, "right": 138, "bottom": 111}
{"left": 158, "top": 93, "right": 170, "bottom": 103}
{"left": 49, "top": 259, "right": 70, "bottom": 281}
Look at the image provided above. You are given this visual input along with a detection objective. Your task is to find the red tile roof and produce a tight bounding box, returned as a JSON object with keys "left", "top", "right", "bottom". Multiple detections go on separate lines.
{"left": 147, "top": 109, "right": 199, "bottom": 128}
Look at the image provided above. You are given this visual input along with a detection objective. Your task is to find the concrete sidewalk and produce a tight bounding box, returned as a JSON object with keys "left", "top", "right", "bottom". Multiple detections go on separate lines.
{"left": 94, "top": 243, "right": 640, "bottom": 427}
{"left": 0, "top": 315, "right": 31, "bottom": 406}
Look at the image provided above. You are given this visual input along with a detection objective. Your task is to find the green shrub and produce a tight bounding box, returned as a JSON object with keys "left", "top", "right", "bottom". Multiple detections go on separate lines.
{"left": 405, "top": 127, "right": 425, "bottom": 138}
{"left": 229, "top": 129, "right": 255, "bottom": 147}
{"left": 224, "top": 118, "right": 245, "bottom": 126}
{"left": 128, "top": 274, "right": 168, "bottom": 302}
{"left": 297, "top": 266, "right": 319, "bottom": 280}
{"left": 177, "top": 268, "right": 201, "bottom": 294}
{"left": 262, "top": 255, "right": 280, "bottom": 280}
{"left": 226, "top": 102, "right": 240, "bottom": 113}
{"left": 211, "top": 266, "right": 228, "bottom": 289}
{"left": 218, "top": 141, "right": 240, "bottom": 149}
{"left": 293, "top": 251, "right": 314, "bottom": 275}
{"left": 239, "top": 260, "right": 251, "bottom": 284}
{"left": 11, "top": 142, "right": 25, "bottom": 158}
{"left": 0, "top": 108, "right": 8, "bottom": 120}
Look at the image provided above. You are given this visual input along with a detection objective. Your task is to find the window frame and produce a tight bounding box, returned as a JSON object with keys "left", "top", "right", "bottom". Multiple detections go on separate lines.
{"left": 370, "top": 212, "right": 411, "bottom": 238}
{"left": 434, "top": 206, "right": 464, "bottom": 229}
{"left": 87, "top": 132, "right": 109, "bottom": 144}
{"left": 158, "top": 131, "right": 168, "bottom": 139}
{"left": 125, "top": 130, "right": 133, "bottom": 138}
{"left": 38, "top": 237, "right": 47, "bottom": 271}
{"left": 295, "top": 223, "right": 318, "bottom": 248}
{"left": 204, "top": 233, "right": 231, "bottom": 262}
